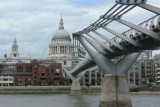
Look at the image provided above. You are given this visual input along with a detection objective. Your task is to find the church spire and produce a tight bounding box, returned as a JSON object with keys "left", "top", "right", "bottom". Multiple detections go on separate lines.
{"left": 59, "top": 15, "right": 64, "bottom": 30}
{"left": 11, "top": 38, "right": 19, "bottom": 59}
{"left": 13, "top": 38, "right": 17, "bottom": 45}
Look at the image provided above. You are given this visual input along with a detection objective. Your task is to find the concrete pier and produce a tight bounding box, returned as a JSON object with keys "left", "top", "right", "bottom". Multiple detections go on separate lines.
{"left": 70, "top": 82, "right": 81, "bottom": 95}
{"left": 99, "top": 74, "right": 132, "bottom": 107}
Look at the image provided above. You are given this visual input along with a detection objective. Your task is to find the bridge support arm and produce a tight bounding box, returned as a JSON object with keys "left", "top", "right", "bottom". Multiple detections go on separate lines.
{"left": 77, "top": 35, "right": 116, "bottom": 74}
{"left": 99, "top": 53, "right": 140, "bottom": 107}
{"left": 116, "top": 52, "right": 141, "bottom": 74}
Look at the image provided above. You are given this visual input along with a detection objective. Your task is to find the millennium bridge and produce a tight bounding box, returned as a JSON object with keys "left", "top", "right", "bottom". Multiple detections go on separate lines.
{"left": 64, "top": 0, "right": 160, "bottom": 107}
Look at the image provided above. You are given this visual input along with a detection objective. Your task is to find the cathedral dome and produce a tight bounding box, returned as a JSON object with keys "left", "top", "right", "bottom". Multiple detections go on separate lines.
{"left": 52, "top": 16, "right": 71, "bottom": 41}
{"left": 52, "top": 29, "right": 71, "bottom": 41}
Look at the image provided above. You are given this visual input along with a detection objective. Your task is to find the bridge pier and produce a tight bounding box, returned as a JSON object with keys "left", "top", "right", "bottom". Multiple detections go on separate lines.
{"left": 99, "top": 74, "right": 132, "bottom": 107}
{"left": 70, "top": 82, "right": 81, "bottom": 95}
{"left": 76, "top": 35, "right": 141, "bottom": 107}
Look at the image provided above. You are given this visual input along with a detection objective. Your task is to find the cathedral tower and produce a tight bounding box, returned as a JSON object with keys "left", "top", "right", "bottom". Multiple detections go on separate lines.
{"left": 11, "top": 38, "right": 19, "bottom": 59}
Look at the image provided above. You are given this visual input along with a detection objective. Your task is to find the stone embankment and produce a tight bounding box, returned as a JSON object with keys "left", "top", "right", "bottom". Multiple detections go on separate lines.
{"left": 0, "top": 86, "right": 160, "bottom": 95}
{"left": 0, "top": 86, "right": 71, "bottom": 94}
{"left": 130, "top": 91, "right": 160, "bottom": 95}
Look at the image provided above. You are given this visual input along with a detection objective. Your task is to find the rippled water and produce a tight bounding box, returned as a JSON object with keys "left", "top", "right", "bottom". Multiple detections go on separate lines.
{"left": 0, "top": 94, "right": 160, "bottom": 107}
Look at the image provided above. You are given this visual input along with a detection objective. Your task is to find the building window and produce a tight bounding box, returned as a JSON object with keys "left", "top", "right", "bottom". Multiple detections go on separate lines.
{"left": 28, "top": 78, "right": 31, "bottom": 81}
{"left": 65, "top": 46, "right": 67, "bottom": 53}
{"left": 46, "top": 69, "right": 49, "bottom": 72}
{"left": 18, "top": 78, "right": 21, "bottom": 81}
{"left": 17, "top": 65, "right": 23, "bottom": 69}
{"left": 9, "top": 78, "right": 13, "bottom": 81}
{"left": 55, "top": 47, "right": 57, "bottom": 53}
{"left": 3, "top": 78, "right": 8, "bottom": 81}
{"left": 64, "top": 61, "right": 66, "bottom": 65}
{"left": 26, "top": 65, "right": 32, "bottom": 72}
{"left": 60, "top": 46, "right": 62, "bottom": 53}
{"left": 60, "top": 46, "right": 65, "bottom": 53}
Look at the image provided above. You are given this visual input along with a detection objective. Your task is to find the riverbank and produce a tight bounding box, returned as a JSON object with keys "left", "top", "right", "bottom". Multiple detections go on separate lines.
{"left": 0, "top": 86, "right": 71, "bottom": 94}
{"left": 130, "top": 91, "right": 160, "bottom": 95}
{"left": 0, "top": 86, "right": 101, "bottom": 94}
{"left": 0, "top": 86, "right": 160, "bottom": 95}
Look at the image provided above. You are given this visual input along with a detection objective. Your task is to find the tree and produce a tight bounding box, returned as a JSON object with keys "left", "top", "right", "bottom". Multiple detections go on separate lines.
{"left": 147, "top": 77, "right": 156, "bottom": 87}
{"left": 36, "top": 78, "right": 41, "bottom": 86}
{"left": 148, "top": 77, "right": 155, "bottom": 83}
{"left": 46, "top": 78, "right": 53, "bottom": 85}
{"left": 59, "top": 78, "right": 65, "bottom": 85}
{"left": 95, "top": 79, "right": 101, "bottom": 85}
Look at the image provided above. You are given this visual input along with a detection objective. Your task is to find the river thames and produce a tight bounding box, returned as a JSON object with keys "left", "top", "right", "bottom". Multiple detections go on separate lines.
{"left": 0, "top": 94, "right": 160, "bottom": 107}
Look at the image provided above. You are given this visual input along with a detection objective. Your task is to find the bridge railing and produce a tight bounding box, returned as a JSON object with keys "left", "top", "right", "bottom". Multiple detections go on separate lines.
{"left": 107, "top": 15, "right": 160, "bottom": 48}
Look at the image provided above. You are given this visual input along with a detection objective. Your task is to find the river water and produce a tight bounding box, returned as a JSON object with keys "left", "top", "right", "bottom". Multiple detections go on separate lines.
{"left": 0, "top": 94, "right": 160, "bottom": 107}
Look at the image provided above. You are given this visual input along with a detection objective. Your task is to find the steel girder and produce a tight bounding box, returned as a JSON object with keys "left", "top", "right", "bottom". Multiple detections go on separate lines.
{"left": 85, "top": 33, "right": 114, "bottom": 52}
{"left": 93, "top": 31, "right": 124, "bottom": 50}
{"left": 102, "top": 27, "right": 140, "bottom": 46}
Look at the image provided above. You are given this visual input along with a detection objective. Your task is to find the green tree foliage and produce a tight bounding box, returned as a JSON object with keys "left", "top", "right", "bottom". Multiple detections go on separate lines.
{"left": 36, "top": 78, "right": 42, "bottom": 86}
{"left": 148, "top": 77, "right": 155, "bottom": 83}
{"left": 46, "top": 78, "right": 53, "bottom": 85}
{"left": 59, "top": 78, "right": 65, "bottom": 85}
{"left": 95, "top": 79, "right": 101, "bottom": 85}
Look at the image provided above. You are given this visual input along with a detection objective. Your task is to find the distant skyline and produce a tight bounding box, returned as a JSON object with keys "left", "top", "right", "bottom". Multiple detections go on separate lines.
{"left": 0, "top": 0, "right": 160, "bottom": 58}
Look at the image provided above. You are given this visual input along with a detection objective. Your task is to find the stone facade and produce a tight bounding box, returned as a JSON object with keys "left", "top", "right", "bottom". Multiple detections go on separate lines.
{"left": 11, "top": 38, "right": 19, "bottom": 59}
{"left": 48, "top": 16, "right": 73, "bottom": 77}
{"left": 154, "top": 59, "right": 160, "bottom": 84}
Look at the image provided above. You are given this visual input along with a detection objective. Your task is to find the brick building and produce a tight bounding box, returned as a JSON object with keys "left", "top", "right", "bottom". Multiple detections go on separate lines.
{"left": 14, "top": 63, "right": 62, "bottom": 86}
{"left": 14, "top": 63, "right": 33, "bottom": 86}
{"left": 33, "top": 63, "right": 62, "bottom": 86}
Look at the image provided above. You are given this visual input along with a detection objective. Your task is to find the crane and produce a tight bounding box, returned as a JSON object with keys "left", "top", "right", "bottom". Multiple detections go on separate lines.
{"left": 41, "top": 48, "right": 46, "bottom": 58}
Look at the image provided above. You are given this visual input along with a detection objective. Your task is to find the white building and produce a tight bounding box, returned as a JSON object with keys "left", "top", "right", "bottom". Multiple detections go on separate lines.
{"left": 11, "top": 38, "right": 19, "bottom": 59}
{"left": 0, "top": 64, "right": 14, "bottom": 86}
{"left": 138, "top": 50, "right": 152, "bottom": 60}
{"left": 154, "top": 59, "right": 160, "bottom": 84}
{"left": 48, "top": 16, "right": 73, "bottom": 74}
{"left": 0, "top": 75, "right": 14, "bottom": 86}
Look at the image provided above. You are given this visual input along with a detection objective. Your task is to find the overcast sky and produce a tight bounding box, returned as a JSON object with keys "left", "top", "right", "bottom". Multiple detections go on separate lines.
{"left": 0, "top": 0, "right": 160, "bottom": 59}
